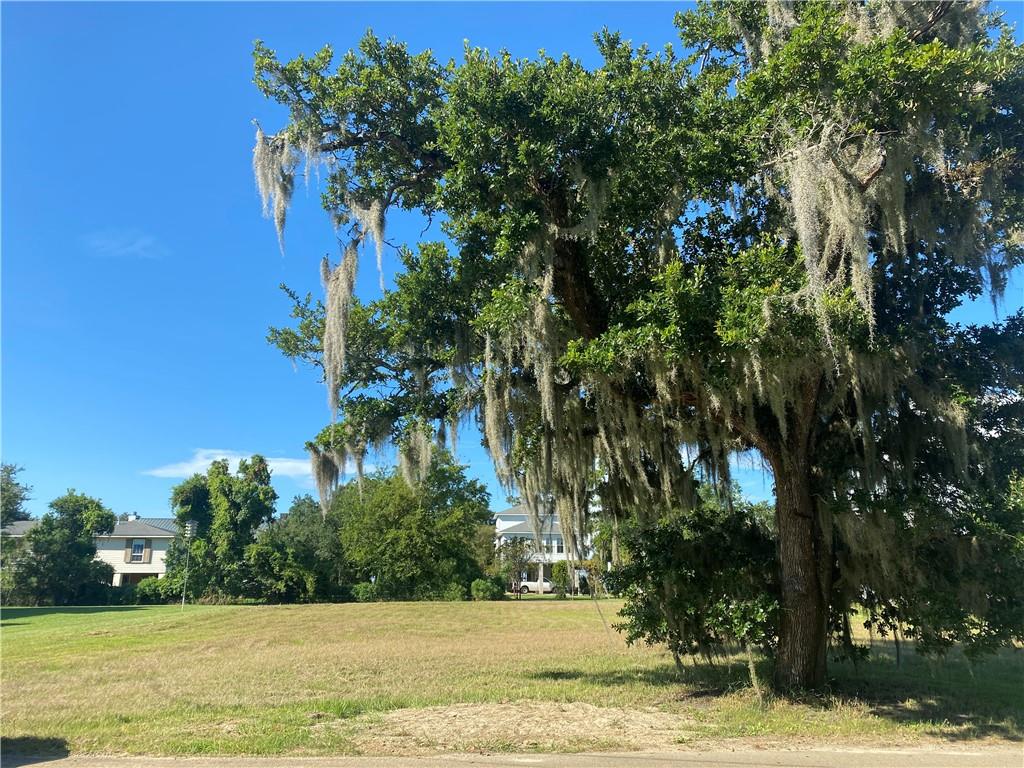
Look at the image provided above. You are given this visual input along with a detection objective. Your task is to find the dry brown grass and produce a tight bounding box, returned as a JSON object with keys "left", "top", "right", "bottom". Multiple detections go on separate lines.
{"left": 339, "top": 702, "right": 690, "bottom": 754}
{"left": 1, "top": 602, "right": 1021, "bottom": 756}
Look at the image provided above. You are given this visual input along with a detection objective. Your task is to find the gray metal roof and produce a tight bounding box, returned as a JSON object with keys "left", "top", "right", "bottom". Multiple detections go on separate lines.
{"left": 2, "top": 518, "right": 178, "bottom": 538}
{"left": 0, "top": 520, "right": 38, "bottom": 537}
{"left": 104, "top": 519, "right": 177, "bottom": 538}
{"left": 499, "top": 519, "right": 563, "bottom": 537}
{"left": 496, "top": 504, "right": 530, "bottom": 517}
{"left": 134, "top": 518, "right": 178, "bottom": 534}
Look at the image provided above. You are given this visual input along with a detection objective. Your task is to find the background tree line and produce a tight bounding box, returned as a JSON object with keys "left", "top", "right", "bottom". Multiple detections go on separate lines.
{"left": 139, "top": 452, "right": 511, "bottom": 605}
{"left": 149, "top": 454, "right": 520, "bottom": 606}
{"left": 0, "top": 456, "right": 521, "bottom": 606}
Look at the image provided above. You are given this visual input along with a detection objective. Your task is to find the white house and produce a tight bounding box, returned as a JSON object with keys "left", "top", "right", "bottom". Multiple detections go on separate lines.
{"left": 494, "top": 504, "right": 592, "bottom": 582}
{"left": 1, "top": 515, "right": 177, "bottom": 587}
{"left": 95, "top": 517, "right": 177, "bottom": 586}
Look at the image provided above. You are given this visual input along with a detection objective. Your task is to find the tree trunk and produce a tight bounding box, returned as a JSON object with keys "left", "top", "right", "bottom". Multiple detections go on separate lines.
{"left": 770, "top": 446, "right": 831, "bottom": 691}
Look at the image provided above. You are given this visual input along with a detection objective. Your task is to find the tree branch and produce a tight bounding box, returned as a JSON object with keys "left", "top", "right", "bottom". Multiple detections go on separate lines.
{"left": 908, "top": 1, "right": 955, "bottom": 43}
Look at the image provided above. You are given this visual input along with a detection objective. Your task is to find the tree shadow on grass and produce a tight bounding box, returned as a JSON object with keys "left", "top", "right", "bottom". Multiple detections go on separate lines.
{"left": 1, "top": 606, "right": 146, "bottom": 626}
{"left": 531, "top": 660, "right": 750, "bottom": 697}
{"left": 826, "top": 639, "right": 1024, "bottom": 742}
{"left": 531, "top": 640, "right": 1024, "bottom": 740}
{"left": 0, "top": 736, "right": 69, "bottom": 766}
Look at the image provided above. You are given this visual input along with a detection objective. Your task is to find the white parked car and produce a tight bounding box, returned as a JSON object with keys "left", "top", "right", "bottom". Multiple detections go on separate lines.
{"left": 518, "top": 577, "right": 555, "bottom": 594}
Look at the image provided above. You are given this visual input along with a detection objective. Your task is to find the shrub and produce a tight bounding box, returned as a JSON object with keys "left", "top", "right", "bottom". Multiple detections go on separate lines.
{"left": 552, "top": 561, "right": 571, "bottom": 597}
{"left": 134, "top": 577, "right": 166, "bottom": 605}
{"left": 196, "top": 593, "right": 261, "bottom": 605}
{"left": 109, "top": 584, "right": 136, "bottom": 606}
{"left": 352, "top": 582, "right": 378, "bottom": 602}
{"left": 606, "top": 498, "right": 778, "bottom": 663}
{"left": 442, "top": 582, "right": 468, "bottom": 602}
{"left": 411, "top": 582, "right": 440, "bottom": 601}
{"left": 470, "top": 578, "right": 503, "bottom": 601}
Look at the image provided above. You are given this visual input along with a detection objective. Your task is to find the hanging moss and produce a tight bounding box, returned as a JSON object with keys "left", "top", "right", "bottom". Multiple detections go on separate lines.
{"left": 252, "top": 126, "right": 298, "bottom": 254}
{"left": 322, "top": 244, "right": 358, "bottom": 416}
{"left": 396, "top": 420, "right": 435, "bottom": 487}
{"left": 348, "top": 198, "right": 387, "bottom": 292}
{"left": 307, "top": 442, "right": 340, "bottom": 519}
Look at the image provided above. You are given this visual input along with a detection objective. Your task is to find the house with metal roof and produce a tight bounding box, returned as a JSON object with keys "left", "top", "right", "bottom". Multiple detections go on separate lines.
{"left": 1, "top": 514, "right": 178, "bottom": 587}
{"left": 494, "top": 504, "right": 592, "bottom": 584}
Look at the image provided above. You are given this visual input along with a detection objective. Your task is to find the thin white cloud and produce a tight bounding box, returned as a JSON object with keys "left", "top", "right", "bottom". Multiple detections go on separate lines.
{"left": 83, "top": 228, "right": 168, "bottom": 259}
{"left": 143, "top": 448, "right": 373, "bottom": 483}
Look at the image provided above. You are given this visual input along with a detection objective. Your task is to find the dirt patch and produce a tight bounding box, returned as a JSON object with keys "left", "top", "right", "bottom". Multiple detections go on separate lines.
{"left": 338, "top": 702, "right": 692, "bottom": 755}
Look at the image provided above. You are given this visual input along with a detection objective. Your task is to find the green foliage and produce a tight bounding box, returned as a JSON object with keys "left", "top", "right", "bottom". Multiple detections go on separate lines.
{"left": 577, "top": 558, "right": 605, "bottom": 597}
{"left": 470, "top": 577, "right": 504, "bottom": 601}
{"left": 551, "top": 560, "right": 571, "bottom": 596}
{"left": 164, "top": 457, "right": 278, "bottom": 601}
{"left": 470, "top": 522, "right": 499, "bottom": 576}
{"left": 837, "top": 333, "right": 1024, "bottom": 661}
{"left": 351, "top": 582, "right": 378, "bottom": 603}
{"left": 607, "top": 488, "right": 778, "bottom": 662}
{"left": 133, "top": 577, "right": 167, "bottom": 605}
{"left": 0, "top": 535, "right": 26, "bottom": 604}
{"left": 246, "top": 495, "right": 350, "bottom": 602}
{"left": 108, "top": 583, "right": 137, "bottom": 606}
{"left": 338, "top": 454, "right": 490, "bottom": 601}
{"left": 163, "top": 456, "right": 492, "bottom": 606}
{"left": 1, "top": 464, "right": 32, "bottom": 528}
{"left": 170, "top": 474, "right": 211, "bottom": 533}
{"left": 243, "top": 542, "right": 316, "bottom": 604}
{"left": 441, "top": 582, "right": 468, "bottom": 602}
{"left": 8, "top": 491, "right": 115, "bottom": 606}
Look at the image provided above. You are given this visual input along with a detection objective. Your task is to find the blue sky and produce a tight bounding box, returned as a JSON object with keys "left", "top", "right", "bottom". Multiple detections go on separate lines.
{"left": 3, "top": 2, "right": 1022, "bottom": 519}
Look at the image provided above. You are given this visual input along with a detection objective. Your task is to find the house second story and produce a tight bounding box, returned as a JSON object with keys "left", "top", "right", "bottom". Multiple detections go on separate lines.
{"left": 95, "top": 517, "right": 177, "bottom": 586}
{"left": 1, "top": 515, "right": 178, "bottom": 586}
{"left": 494, "top": 504, "right": 591, "bottom": 562}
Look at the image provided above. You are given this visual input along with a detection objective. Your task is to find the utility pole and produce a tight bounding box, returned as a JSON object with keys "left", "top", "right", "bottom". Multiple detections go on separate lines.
{"left": 180, "top": 519, "right": 198, "bottom": 611}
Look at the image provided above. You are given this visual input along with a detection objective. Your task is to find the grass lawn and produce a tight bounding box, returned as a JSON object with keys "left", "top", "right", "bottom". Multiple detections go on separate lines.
{"left": 1, "top": 601, "right": 1021, "bottom": 756}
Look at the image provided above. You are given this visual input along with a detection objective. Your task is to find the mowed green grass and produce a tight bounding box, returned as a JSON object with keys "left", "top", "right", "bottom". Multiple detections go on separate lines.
{"left": 1, "top": 602, "right": 1021, "bottom": 756}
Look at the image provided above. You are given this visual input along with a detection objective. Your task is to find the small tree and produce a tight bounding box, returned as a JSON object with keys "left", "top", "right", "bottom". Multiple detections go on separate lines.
{"left": 1, "top": 464, "right": 32, "bottom": 528}
{"left": 551, "top": 560, "right": 571, "bottom": 597}
{"left": 496, "top": 538, "right": 533, "bottom": 599}
{"left": 579, "top": 558, "right": 607, "bottom": 598}
{"left": 607, "top": 488, "right": 777, "bottom": 679}
{"left": 14, "top": 491, "right": 115, "bottom": 605}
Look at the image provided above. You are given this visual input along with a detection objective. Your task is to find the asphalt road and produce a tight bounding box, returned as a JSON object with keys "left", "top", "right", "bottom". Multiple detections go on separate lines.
{"left": 4, "top": 748, "right": 1022, "bottom": 768}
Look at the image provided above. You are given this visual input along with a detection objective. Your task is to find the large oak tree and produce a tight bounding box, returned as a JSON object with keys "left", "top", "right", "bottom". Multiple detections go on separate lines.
{"left": 254, "top": 1, "right": 1024, "bottom": 688}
